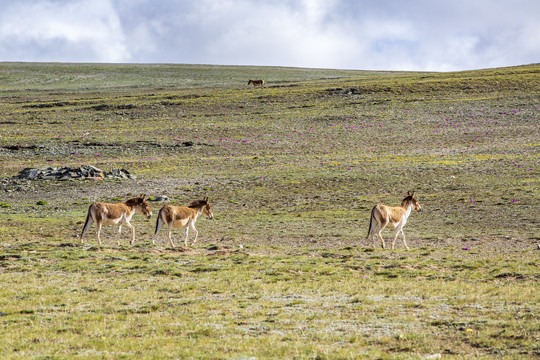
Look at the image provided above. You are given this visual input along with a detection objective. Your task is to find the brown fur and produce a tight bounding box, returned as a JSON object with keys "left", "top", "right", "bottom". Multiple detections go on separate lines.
{"left": 80, "top": 194, "right": 152, "bottom": 246}
{"left": 367, "top": 192, "right": 421, "bottom": 250}
{"left": 154, "top": 197, "right": 213, "bottom": 248}
{"left": 248, "top": 79, "right": 265, "bottom": 88}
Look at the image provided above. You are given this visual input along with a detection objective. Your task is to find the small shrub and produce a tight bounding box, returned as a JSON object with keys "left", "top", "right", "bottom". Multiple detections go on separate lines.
{"left": 36, "top": 200, "right": 47, "bottom": 206}
{"left": 0, "top": 203, "right": 11, "bottom": 208}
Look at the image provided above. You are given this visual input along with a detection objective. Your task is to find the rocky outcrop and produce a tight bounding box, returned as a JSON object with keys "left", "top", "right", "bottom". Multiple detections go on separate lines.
{"left": 15, "top": 165, "right": 135, "bottom": 181}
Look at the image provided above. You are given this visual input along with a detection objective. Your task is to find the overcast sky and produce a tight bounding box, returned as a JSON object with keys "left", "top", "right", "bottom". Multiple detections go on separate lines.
{"left": 1, "top": 0, "right": 539, "bottom": 71}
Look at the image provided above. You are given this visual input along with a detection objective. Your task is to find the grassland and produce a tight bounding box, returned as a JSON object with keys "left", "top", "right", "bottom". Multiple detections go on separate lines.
{"left": 0, "top": 62, "right": 539, "bottom": 359}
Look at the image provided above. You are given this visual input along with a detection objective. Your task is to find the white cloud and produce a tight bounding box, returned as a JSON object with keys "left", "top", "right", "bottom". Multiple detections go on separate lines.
{"left": 0, "top": 0, "right": 129, "bottom": 62}
{"left": 0, "top": 0, "right": 539, "bottom": 70}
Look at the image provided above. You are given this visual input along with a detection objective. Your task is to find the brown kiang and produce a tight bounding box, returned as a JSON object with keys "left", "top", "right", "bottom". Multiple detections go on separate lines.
{"left": 154, "top": 197, "right": 214, "bottom": 248}
{"left": 248, "top": 79, "right": 265, "bottom": 88}
{"left": 367, "top": 192, "right": 422, "bottom": 250}
{"left": 80, "top": 194, "right": 152, "bottom": 245}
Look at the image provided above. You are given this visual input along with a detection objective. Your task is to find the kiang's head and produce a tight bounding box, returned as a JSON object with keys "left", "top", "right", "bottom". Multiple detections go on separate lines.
{"left": 403, "top": 191, "right": 421, "bottom": 212}
{"left": 190, "top": 197, "right": 213, "bottom": 219}
{"left": 202, "top": 197, "right": 214, "bottom": 219}
{"left": 134, "top": 194, "right": 152, "bottom": 219}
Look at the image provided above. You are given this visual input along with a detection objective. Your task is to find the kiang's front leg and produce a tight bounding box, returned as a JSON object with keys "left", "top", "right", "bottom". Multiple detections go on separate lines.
{"left": 125, "top": 222, "right": 136, "bottom": 245}
{"left": 391, "top": 229, "right": 400, "bottom": 250}
{"left": 190, "top": 222, "right": 199, "bottom": 246}
{"left": 401, "top": 229, "right": 410, "bottom": 251}
{"left": 184, "top": 226, "right": 190, "bottom": 247}
{"left": 117, "top": 225, "right": 123, "bottom": 246}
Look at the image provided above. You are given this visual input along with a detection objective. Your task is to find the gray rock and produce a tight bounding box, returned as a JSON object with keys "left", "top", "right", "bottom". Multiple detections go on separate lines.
{"left": 12, "top": 165, "right": 135, "bottom": 181}
{"left": 104, "top": 168, "right": 134, "bottom": 179}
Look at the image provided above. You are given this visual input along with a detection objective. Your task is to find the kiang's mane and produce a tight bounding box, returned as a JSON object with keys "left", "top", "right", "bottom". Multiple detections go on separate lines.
{"left": 125, "top": 196, "right": 146, "bottom": 207}
{"left": 125, "top": 197, "right": 140, "bottom": 206}
{"left": 401, "top": 196, "right": 414, "bottom": 207}
{"left": 189, "top": 199, "right": 207, "bottom": 208}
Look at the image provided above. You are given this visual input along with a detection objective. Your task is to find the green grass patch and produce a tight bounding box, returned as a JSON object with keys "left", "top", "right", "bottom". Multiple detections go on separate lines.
{"left": 0, "top": 244, "right": 537, "bottom": 358}
{"left": 0, "top": 62, "right": 538, "bottom": 358}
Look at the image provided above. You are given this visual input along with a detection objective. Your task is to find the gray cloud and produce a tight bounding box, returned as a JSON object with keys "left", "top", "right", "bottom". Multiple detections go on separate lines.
{"left": 1, "top": 0, "right": 538, "bottom": 70}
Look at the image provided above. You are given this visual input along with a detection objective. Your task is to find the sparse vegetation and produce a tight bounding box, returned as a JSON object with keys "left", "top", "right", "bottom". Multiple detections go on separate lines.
{"left": 0, "top": 63, "right": 538, "bottom": 358}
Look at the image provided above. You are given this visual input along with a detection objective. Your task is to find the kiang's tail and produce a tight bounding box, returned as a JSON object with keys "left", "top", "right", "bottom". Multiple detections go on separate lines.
{"left": 367, "top": 206, "right": 375, "bottom": 238}
{"left": 154, "top": 208, "right": 164, "bottom": 236}
{"left": 80, "top": 206, "right": 93, "bottom": 240}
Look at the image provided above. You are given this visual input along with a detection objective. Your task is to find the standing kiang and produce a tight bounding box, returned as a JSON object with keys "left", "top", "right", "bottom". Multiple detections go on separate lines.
{"left": 154, "top": 197, "right": 214, "bottom": 248}
{"left": 248, "top": 79, "right": 265, "bottom": 88}
{"left": 80, "top": 194, "right": 152, "bottom": 245}
{"left": 367, "top": 192, "right": 422, "bottom": 250}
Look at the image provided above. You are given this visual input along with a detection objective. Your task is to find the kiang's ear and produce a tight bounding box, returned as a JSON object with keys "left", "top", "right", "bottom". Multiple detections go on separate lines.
{"left": 140, "top": 194, "right": 146, "bottom": 200}
{"left": 407, "top": 191, "right": 412, "bottom": 196}
{"left": 204, "top": 196, "right": 208, "bottom": 202}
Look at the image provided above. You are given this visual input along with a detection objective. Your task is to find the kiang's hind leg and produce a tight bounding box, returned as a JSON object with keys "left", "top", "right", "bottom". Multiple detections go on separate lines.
{"left": 96, "top": 222, "right": 103, "bottom": 246}
{"left": 376, "top": 229, "right": 386, "bottom": 249}
{"left": 370, "top": 218, "right": 381, "bottom": 248}
{"left": 376, "top": 220, "right": 388, "bottom": 249}
{"left": 371, "top": 225, "right": 379, "bottom": 248}
{"left": 167, "top": 223, "right": 176, "bottom": 248}
{"left": 116, "top": 225, "right": 123, "bottom": 245}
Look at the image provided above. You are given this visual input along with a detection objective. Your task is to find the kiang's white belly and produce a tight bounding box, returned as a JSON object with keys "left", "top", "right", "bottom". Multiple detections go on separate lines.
{"left": 386, "top": 218, "right": 405, "bottom": 229}
{"left": 173, "top": 218, "right": 190, "bottom": 228}
{"left": 102, "top": 217, "right": 123, "bottom": 226}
